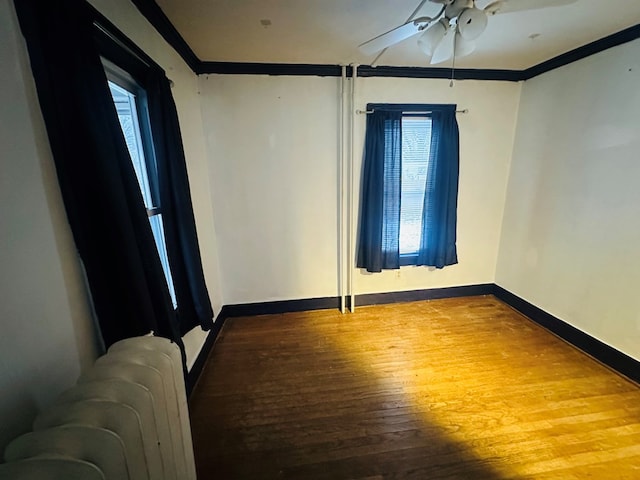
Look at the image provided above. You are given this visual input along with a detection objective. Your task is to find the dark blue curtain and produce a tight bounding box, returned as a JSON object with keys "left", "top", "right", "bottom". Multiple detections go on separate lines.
{"left": 357, "top": 104, "right": 459, "bottom": 272}
{"left": 417, "top": 105, "right": 459, "bottom": 268}
{"left": 356, "top": 109, "right": 402, "bottom": 273}
{"left": 144, "top": 69, "right": 214, "bottom": 335}
{"left": 13, "top": 0, "right": 187, "bottom": 354}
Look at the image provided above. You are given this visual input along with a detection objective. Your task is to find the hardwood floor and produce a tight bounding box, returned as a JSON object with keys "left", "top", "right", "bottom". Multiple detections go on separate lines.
{"left": 189, "top": 296, "right": 640, "bottom": 479}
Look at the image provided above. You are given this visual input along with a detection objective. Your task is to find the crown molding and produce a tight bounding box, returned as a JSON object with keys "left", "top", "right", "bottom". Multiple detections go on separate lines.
{"left": 197, "top": 62, "right": 524, "bottom": 81}
{"left": 522, "top": 23, "right": 640, "bottom": 80}
{"left": 131, "top": 0, "right": 638, "bottom": 80}
{"left": 129, "top": 0, "right": 200, "bottom": 72}
{"left": 196, "top": 62, "right": 343, "bottom": 77}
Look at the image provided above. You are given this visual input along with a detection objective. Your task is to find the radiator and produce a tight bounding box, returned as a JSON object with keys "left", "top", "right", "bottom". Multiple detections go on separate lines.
{"left": 0, "top": 337, "right": 197, "bottom": 480}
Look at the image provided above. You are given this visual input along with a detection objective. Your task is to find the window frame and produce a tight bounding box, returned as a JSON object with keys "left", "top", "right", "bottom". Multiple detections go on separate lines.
{"left": 103, "top": 59, "right": 160, "bottom": 215}
{"left": 102, "top": 58, "right": 177, "bottom": 307}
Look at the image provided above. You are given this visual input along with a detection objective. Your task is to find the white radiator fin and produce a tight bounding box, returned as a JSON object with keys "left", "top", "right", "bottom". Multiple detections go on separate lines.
{"left": 33, "top": 399, "right": 150, "bottom": 480}
{"left": 110, "top": 337, "right": 196, "bottom": 480}
{"left": 4, "top": 426, "right": 128, "bottom": 479}
{"left": 1, "top": 337, "right": 196, "bottom": 480}
{"left": 98, "top": 347, "right": 195, "bottom": 479}
{"left": 79, "top": 364, "right": 177, "bottom": 479}
{"left": 0, "top": 458, "right": 106, "bottom": 479}
{"left": 55, "top": 380, "right": 164, "bottom": 480}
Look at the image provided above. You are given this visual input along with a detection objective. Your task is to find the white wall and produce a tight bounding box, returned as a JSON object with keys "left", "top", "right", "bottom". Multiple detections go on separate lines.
{"left": 0, "top": 0, "right": 99, "bottom": 452}
{"left": 496, "top": 39, "right": 640, "bottom": 360}
{"left": 200, "top": 74, "right": 521, "bottom": 304}
{"left": 0, "top": 0, "right": 222, "bottom": 451}
{"left": 200, "top": 75, "right": 340, "bottom": 305}
{"left": 355, "top": 78, "right": 521, "bottom": 294}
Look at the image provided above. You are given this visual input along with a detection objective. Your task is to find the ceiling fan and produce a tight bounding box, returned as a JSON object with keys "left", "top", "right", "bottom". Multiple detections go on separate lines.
{"left": 359, "top": 0, "right": 578, "bottom": 65}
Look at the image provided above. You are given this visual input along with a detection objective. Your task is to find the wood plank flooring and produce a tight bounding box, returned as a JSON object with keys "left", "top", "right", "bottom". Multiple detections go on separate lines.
{"left": 189, "top": 296, "right": 640, "bottom": 479}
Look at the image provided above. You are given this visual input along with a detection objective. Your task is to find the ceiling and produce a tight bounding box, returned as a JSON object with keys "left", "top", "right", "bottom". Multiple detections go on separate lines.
{"left": 154, "top": 0, "right": 640, "bottom": 70}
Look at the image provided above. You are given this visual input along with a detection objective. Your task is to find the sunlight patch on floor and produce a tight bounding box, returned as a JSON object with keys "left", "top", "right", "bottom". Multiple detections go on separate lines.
{"left": 301, "top": 299, "right": 637, "bottom": 478}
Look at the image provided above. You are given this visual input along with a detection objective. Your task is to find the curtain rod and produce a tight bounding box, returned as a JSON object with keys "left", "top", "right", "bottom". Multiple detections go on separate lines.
{"left": 356, "top": 109, "right": 468, "bottom": 115}
{"left": 94, "top": 21, "right": 175, "bottom": 88}
{"left": 93, "top": 22, "right": 152, "bottom": 69}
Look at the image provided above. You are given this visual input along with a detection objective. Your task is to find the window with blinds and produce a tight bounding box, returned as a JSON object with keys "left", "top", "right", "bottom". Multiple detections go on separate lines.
{"left": 399, "top": 116, "right": 432, "bottom": 256}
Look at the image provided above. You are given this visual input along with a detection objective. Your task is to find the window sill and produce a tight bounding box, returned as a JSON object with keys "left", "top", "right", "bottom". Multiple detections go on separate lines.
{"left": 399, "top": 254, "right": 418, "bottom": 267}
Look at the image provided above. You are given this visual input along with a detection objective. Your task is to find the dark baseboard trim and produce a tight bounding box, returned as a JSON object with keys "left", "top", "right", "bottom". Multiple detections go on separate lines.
{"left": 223, "top": 296, "right": 341, "bottom": 318}
{"left": 221, "top": 285, "right": 494, "bottom": 318}
{"left": 355, "top": 283, "right": 495, "bottom": 307}
{"left": 187, "top": 284, "right": 640, "bottom": 395}
{"left": 492, "top": 285, "right": 640, "bottom": 385}
{"left": 186, "top": 311, "right": 227, "bottom": 396}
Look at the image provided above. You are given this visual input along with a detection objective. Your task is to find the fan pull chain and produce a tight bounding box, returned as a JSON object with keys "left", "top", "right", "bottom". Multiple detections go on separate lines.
{"left": 450, "top": 30, "right": 456, "bottom": 87}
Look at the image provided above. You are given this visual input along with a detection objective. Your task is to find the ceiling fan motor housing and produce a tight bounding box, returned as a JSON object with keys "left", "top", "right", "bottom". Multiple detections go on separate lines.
{"left": 444, "top": 0, "right": 475, "bottom": 19}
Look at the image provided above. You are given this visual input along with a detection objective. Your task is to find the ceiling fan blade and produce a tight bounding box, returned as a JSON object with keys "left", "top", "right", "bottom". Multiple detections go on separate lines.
{"left": 359, "top": 20, "right": 429, "bottom": 55}
{"left": 485, "top": 0, "right": 577, "bottom": 15}
{"left": 430, "top": 28, "right": 455, "bottom": 64}
{"left": 417, "top": 20, "right": 447, "bottom": 56}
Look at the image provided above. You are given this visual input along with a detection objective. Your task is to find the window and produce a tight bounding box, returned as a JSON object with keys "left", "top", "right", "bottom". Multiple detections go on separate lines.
{"left": 399, "top": 115, "right": 432, "bottom": 258}
{"left": 357, "top": 104, "right": 459, "bottom": 273}
{"left": 16, "top": 0, "right": 214, "bottom": 347}
{"left": 105, "top": 65, "right": 177, "bottom": 306}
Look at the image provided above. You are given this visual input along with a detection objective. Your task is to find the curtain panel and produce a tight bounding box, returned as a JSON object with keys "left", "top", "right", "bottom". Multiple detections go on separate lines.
{"left": 14, "top": 0, "right": 213, "bottom": 358}
{"left": 418, "top": 106, "right": 459, "bottom": 268}
{"left": 356, "top": 109, "right": 403, "bottom": 272}
{"left": 144, "top": 69, "right": 214, "bottom": 335}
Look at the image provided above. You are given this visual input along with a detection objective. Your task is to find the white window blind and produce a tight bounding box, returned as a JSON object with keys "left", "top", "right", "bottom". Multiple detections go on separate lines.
{"left": 399, "top": 116, "right": 432, "bottom": 255}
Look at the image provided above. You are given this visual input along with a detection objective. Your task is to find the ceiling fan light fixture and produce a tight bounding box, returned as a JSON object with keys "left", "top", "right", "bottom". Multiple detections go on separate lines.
{"left": 417, "top": 19, "right": 448, "bottom": 57}
{"left": 457, "top": 7, "right": 488, "bottom": 40}
{"left": 430, "top": 27, "right": 455, "bottom": 64}
{"left": 359, "top": 0, "right": 580, "bottom": 64}
{"left": 454, "top": 31, "right": 475, "bottom": 58}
